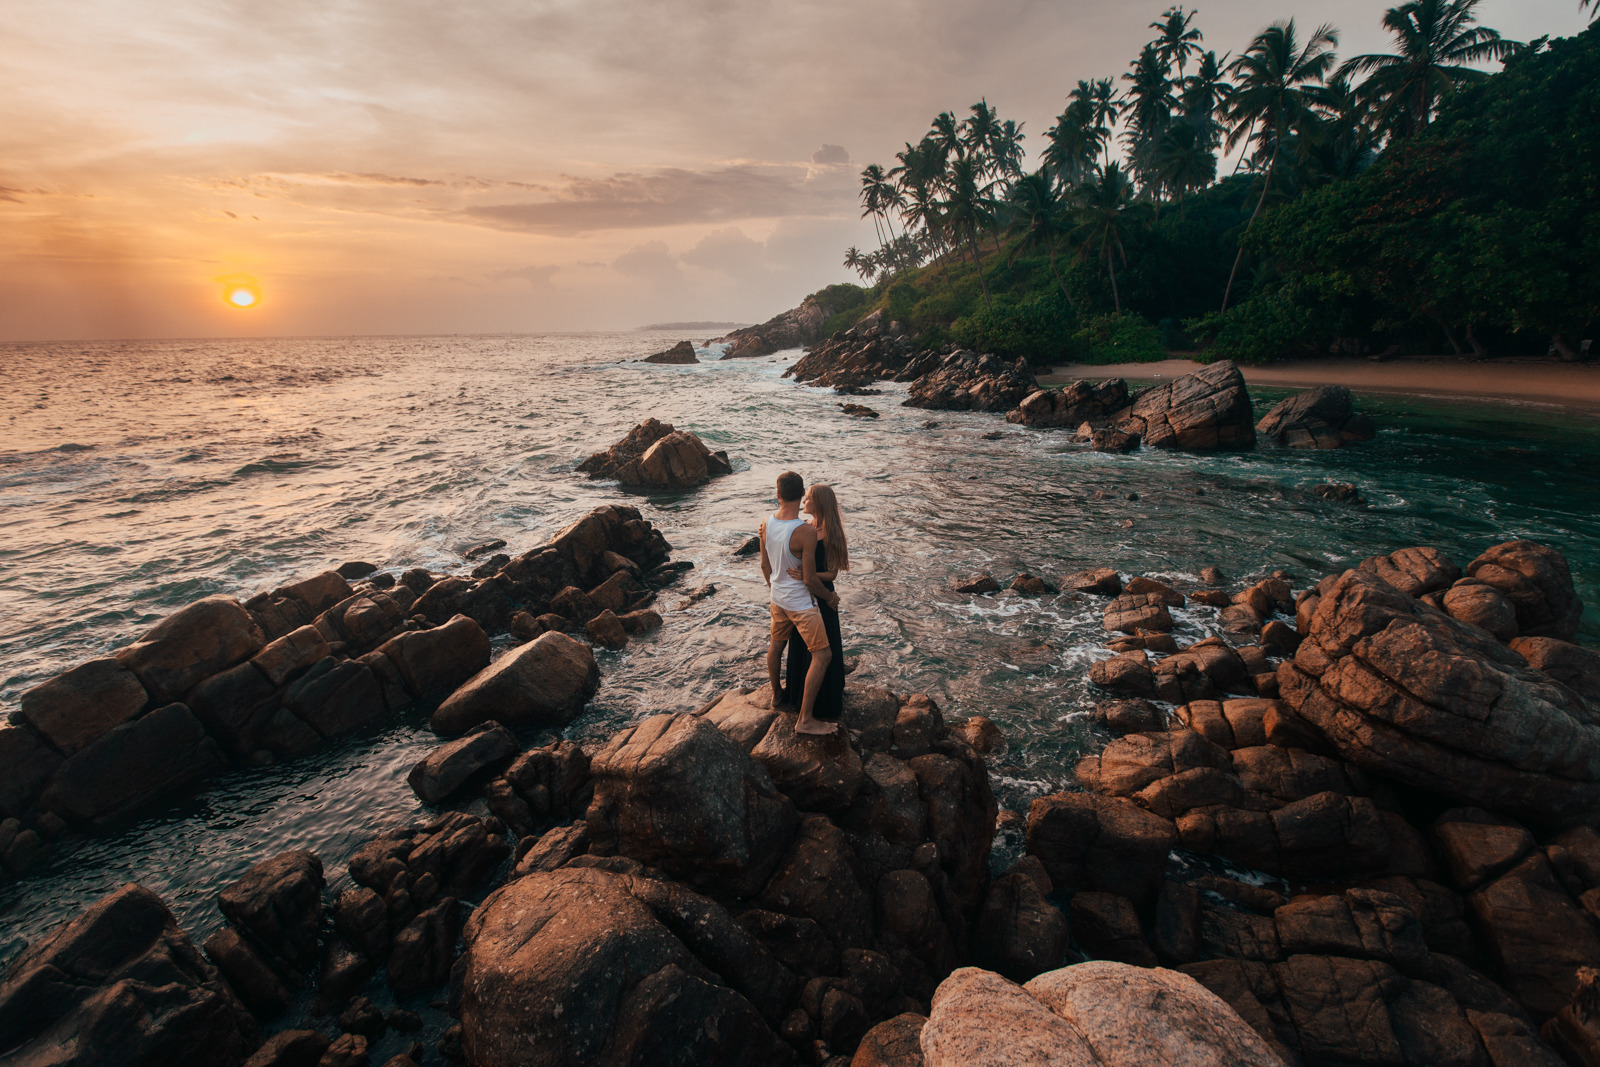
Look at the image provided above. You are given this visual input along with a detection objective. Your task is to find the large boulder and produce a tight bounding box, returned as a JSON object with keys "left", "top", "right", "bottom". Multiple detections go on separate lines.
{"left": 217, "top": 850, "right": 325, "bottom": 979}
{"left": 1466, "top": 540, "right": 1584, "bottom": 641}
{"left": 1026, "top": 793, "right": 1175, "bottom": 911}
{"left": 18, "top": 658, "right": 148, "bottom": 755}
{"left": 374, "top": 614, "right": 490, "bottom": 700}
{"left": 0, "top": 721, "right": 62, "bottom": 819}
{"left": 0, "top": 883, "right": 258, "bottom": 1066}
{"left": 919, "top": 963, "right": 1285, "bottom": 1066}
{"left": 578, "top": 419, "right": 732, "bottom": 490}
{"left": 37, "top": 703, "right": 228, "bottom": 826}
{"left": 1113, "top": 359, "right": 1255, "bottom": 451}
{"left": 1255, "top": 385, "right": 1376, "bottom": 449}
{"left": 903, "top": 351, "right": 1037, "bottom": 413}
{"left": 114, "top": 596, "right": 266, "bottom": 707}
{"left": 643, "top": 340, "right": 699, "bottom": 364}
{"left": 1278, "top": 567, "right": 1600, "bottom": 824}
{"left": 586, "top": 713, "right": 799, "bottom": 896}
{"left": 430, "top": 631, "right": 599, "bottom": 736}
{"left": 715, "top": 296, "right": 832, "bottom": 359}
{"left": 408, "top": 722, "right": 519, "bottom": 804}
{"left": 457, "top": 866, "right": 796, "bottom": 1066}
{"left": 1006, "top": 379, "right": 1129, "bottom": 429}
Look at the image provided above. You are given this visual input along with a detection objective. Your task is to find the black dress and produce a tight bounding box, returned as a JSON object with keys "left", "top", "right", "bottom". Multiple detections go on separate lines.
{"left": 782, "top": 539, "right": 845, "bottom": 721}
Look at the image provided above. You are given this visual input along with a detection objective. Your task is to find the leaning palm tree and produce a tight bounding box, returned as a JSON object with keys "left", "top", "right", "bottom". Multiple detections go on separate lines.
{"left": 843, "top": 246, "right": 871, "bottom": 282}
{"left": 1006, "top": 170, "right": 1076, "bottom": 308}
{"left": 930, "top": 112, "right": 963, "bottom": 164}
{"left": 1220, "top": 19, "right": 1340, "bottom": 311}
{"left": 1339, "top": 0, "right": 1515, "bottom": 140}
{"left": 1585, "top": 0, "right": 1597, "bottom": 24}
{"left": 1069, "top": 163, "right": 1146, "bottom": 314}
{"left": 1151, "top": 6, "right": 1205, "bottom": 78}
{"left": 860, "top": 163, "right": 904, "bottom": 258}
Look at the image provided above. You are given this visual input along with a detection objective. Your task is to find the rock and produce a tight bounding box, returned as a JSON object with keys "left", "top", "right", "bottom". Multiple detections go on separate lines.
{"left": 0, "top": 883, "right": 257, "bottom": 1065}
{"left": 578, "top": 419, "right": 732, "bottom": 490}
{"left": 587, "top": 713, "right": 798, "bottom": 896}
{"left": 950, "top": 716, "right": 1003, "bottom": 755}
{"left": 734, "top": 535, "right": 761, "bottom": 556}
{"left": 1006, "top": 379, "right": 1129, "bottom": 429}
{"left": 1112, "top": 360, "right": 1255, "bottom": 452}
{"left": 113, "top": 595, "right": 267, "bottom": 706}
{"left": 280, "top": 658, "right": 388, "bottom": 738}
{"left": 1176, "top": 790, "right": 1429, "bottom": 881}
{"left": 1357, "top": 545, "right": 1461, "bottom": 597}
{"left": 921, "top": 963, "right": 1284, "bottom": 1066}
{"left": 1279, "top": 566, "right": 1600, "bottom": 824}
{"left": 1010, "top": 573, "right": 1053, "bottom": 595}
{"left": 1104, "top": 593, "right": 1174, "bottom": 634}
{"left": 1085, "top": 425, "right": 1141, "bottom": 453}
{"left": 1467, "top": 540, "right": 1584, "bottom": 641}
{"left": 1511, "top": 636, "right": 1600, "bottom": 703}
{"left": 431, "top": 631, "right": 599, "bottom": 736}
{"left": 458, "top": 866, "right": 795, "bottom": 1067}
{"left": 316, "top": 1033, "right": 368, "bottom": 1067}
{"left": 618, "top": 607, "right": 663, "bottom": 634}
{"left": 242, "top": 1030, "right": 331, "bottom": 1067}
{"left": 748, "top": 707, "right": 865, "bottom": 813}
{"left": 782, "top": 309, "right": 937, "bottom": 386}
{"left": 1431, "top": 808, "right": 1535, "bottom": 892}
{"left": 973, "top": 858, "right": 1069, "bottom": 981}
{"left": 841, "top": 403, "right": 880, "bottom": 418}
{"left": 1070, "top": 891, "right": 1159, "bottom": 967}
{"left": 717, "top": 295, "right": 833, "bottom": 359}
{"left": 1441, "top": 579, "right": 1519, "bottom": 642}
{"left": 1093, "top": 699, "right": 1168, "bottom": 734}
{"left": 18, "top": 657, "right": 149, "bottom": 755}
{"left": 0, "top": 721, "right": 63, "bottom": 818}
{"left": 203, "top": 926, "right": 291, "bottom": 1017}
{"left": 38, "top": 702, "right": 227, "bottom": 826}
{"left": 1089, "top": 650, "right": 1157, "bottom": 698}
{"left": 250, "top": 624, "right": 332, "bottom": 688}
{"left": 1027, "top": 793, "right": 1175, "bottom": 911}
{"left": 218, "top": 849, "right": 325, "bottom": 978}
{"left": 952, "top": 574, "right": 1000, "bottom": 594}
{"left": 389, "top": 897, "right": 463, "bottom": 997}
{"left": 852, "top": 1012, "right": 927, "bottom": 1066}
{"left": 644, "top": 340, "right": 699, "bottom": 364}
{"left": 408, "top": 722, "right": 519, "bottom": 804}
{"left": 1468, "top": 851, "right": 1600, "bottom": 1017}
{"left": 338, "top": 996, "right": 387, "bottom": 1040}
{"left": 585, "top": 609, "right": 629, "bottom": 650}
{"left": 1063, "top": 568, "right": 1122, "bottom": 596}
{"left": 1256, "top": 385, "right": 1376, "bottom": 448}
{"left": 333, "top": 886, "right": 390, "bottom": 961}
{"left": 377, "top": 615, "right": 491, "bottom": 699}
{"left": 1313, "top": 482, "right": 1366, "bottom": 504}
{"left": 903, "top": 351, "right": 1037, "bottom": 413}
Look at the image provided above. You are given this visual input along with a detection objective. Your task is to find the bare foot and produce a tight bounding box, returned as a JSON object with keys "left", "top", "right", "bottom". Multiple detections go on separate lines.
{"left": 795, "top": 718, "right": 838, "bottom": 736}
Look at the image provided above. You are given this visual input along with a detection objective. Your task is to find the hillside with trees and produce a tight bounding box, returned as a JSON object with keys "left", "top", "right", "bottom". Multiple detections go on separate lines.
{"left": 819, "top": 0, "right": 1599, "bottom": 365}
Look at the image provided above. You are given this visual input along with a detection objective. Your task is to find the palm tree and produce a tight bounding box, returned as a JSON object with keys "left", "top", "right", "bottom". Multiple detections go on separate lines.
{"left": 962, "top": 100, "right": 1001, "bottom": 175}
{"left": 843, "top": 246, "right": 872, "bottom": 282}
{"left": 1122, "top": 44, "right": 1176, "bottom": 196}
{"left": 1220, "top": 19, "right": 1340, "bottom": 311}
{"left": 1069, "top": 163, "right": 1146, "bottom": 314}
{"left": 1155, "top": 120, "right": 1217, "bottom": 207}
{"left": 930, "top": 112, "right": 963, "bottom": 163}
{"left": 1151, "top": 6, "right": 1205, "bottom": 77}
{"left": 1044, "top": 97, "right": 1102, "bottom": 187}
{"left": 1089, "top": 79, "right": 1124, "bottom": 172}
{"left": 1181, "top": 50, "right": 1233, "bottom": 150}
{"left": 860, "top": 163, "right": 904, "bottom": 261}
{"left": 1339, "top": 0, "right": 1515, "bottom": 140}
{"left": 1585, "top": 0, "right": 1597, "bottom": 24}
{"left": 943, "top": 155, "right": 996, "bottom": 308}
{"left": 1006, "top": 170, "right": 1076, "bottom": 308}
{"left": 991, "top": 119, "right": 1028, "bottom": 179}
{"left": 1296, "top": 74, "right": 1379, "bottom": 183}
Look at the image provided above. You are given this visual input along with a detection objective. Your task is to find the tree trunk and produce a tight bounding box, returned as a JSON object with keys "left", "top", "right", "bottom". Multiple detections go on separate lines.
{"left": 1048, "top": 246, "right": 1077, "bottom": 311}
{"left": 1466, "top": 323, "right": 1489, "bottom": 358}
{"left": 1107, "top": 249, "right": 1122, "bottom": 315}
{"left": 969, "top": 225, "right": 992, "bottom": 309}
{"left": 1220, "top": 140, "right": 1278, "bottom": 313}
{"left": 1551, "top": 333, "right": 1582, "bottom": 361}
{"left": 1433, "top": 315, "right": 1463, "bottom": 356}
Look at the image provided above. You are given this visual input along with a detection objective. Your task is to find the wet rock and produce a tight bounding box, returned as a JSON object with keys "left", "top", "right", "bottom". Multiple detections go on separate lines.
{"left": 1112, "top": 360, "right": 1255, "bottom": 452}
{"left": 1279, "top": 566, "right": 1600, "bottom": 824}
{"left": 389, "top": 897, "right": 463, "bottom": 997}
{"left": 973, "top": 857, "right": 1068, "bottom": 981}
{"left": 203, "top": 925, "right": 291, "bottom": 1017}
{"left": 333, "top": 886, "right": 390, "bottom": 961}
{"left": 952, "top": 574, "right": 999, "bottom": 594}
{"left": 578, "top": 419, "right": 733, "bottom": 490}
{"left": 841, "top": 402, "right": 880, "bottom": 418}
{"left": 18, "top": 657, "right": 149, "bottom": 755}
{"left": 949, "top": 716, "right": 1002, "bottom": 755}
{"left": 0, "top": 721, "right": 63, "bottom": 818}
{"left": 0, "top": 883, "right": 257, "bottom": 1065}
{"left": 1082, "top": 425, "right": 1142, "bottom": 453}
{"left": 1089, "top": 650, "right": 1157, "bottom": 698}
{"left": 1256, "top": 385, "right": 1376, "bottom": 448}
{"left": 1313, "top": 481, "right": 1366, "bottom": 504}
{"left": 1103, "top": 592, "right": 1174, "bottom": 634}
{"left": 1466, "top": 540, "right": 1585, "bottom": 641}
{"left": 1093, "top": 699, "right": 1168, "bottom": 734}
{"left": 316, "top": 1033, "right": 368, "bottom": 1067}
{"left": 338, "top": 996, "right": 387, "bottom": 1040}
{"left": 1006, "top": 378, "right": 1128, "bottom": 429}
{"left": 719, "top": 295, "right": 833, "bottom": 359}
{"left": 408, "top": 722, "right": 518, "bottom": 804}
{"left": 112, "top": 595, "right": 267, "bottom": 707}
{"left": 219, "top": 849, "right": 325, "bottom": 979}
{"left": 584, "top": 609, "right": 629, "bottom": 650}
{"left": 1026, "top": 793, "right": 1176, "bottom": 911}
{"left": 242, "top": 1030, "right": 331, "bottom": 1067}
{"left": 281, "top": 658, "right": 388, "bottom": 738}
{"left": 38, "top": 702, "right": 227, "bottom": 826}
{"left": 430, "top": 631, "right": 599, "bottom": 736}
{"left": 252, "top": 624, "right": 332, "bottom": 688}
{"left": 644, "top": 340, "right": 699, "bottom": 364}
{"left": 1062, "top": 567, "right": 1123, "bottom": 596}
{"left": 587, "top": 713, "right": 798, "bottom": 896}
{"left": 903, "top": 351, "right": 1037, "bottom": 413}
{"left": 1010, "top": 573, "right": 1053, "bottom": 595}
{"left": 922, "top": 963, "right": 1284, "bottom": 1066}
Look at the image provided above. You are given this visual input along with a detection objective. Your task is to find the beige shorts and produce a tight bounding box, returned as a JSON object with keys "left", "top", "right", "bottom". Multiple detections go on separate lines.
{"left": 770, "top": 603, "right": 829, "bottom": 653}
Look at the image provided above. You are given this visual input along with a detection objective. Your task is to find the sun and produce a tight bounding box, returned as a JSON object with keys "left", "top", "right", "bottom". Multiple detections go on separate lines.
{"left": 227, "top": 287, "right": 257, "bottom": 308}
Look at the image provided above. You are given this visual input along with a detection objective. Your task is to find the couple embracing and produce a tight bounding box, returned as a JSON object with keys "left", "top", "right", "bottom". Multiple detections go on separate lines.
{"left": 759, "top": 470, "right": 849, "bottom": 735}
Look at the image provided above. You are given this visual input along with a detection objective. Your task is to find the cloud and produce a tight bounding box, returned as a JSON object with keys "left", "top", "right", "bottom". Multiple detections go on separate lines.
{"left": 810, "top": 144, "right": 850, "bottom": 165}
{"left": 487, "top": 264, "right": 559, "bottom": 287}
{"left": 611, "top": 241, "right": 682, "bottom": 284}
{"left": 681, "top": 227, "right": 770, "bottom": 276}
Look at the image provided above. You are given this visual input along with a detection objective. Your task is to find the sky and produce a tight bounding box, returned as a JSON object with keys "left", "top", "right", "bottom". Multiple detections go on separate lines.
{"left": 0, "top": 0, "right": 1589, "bottom": 342}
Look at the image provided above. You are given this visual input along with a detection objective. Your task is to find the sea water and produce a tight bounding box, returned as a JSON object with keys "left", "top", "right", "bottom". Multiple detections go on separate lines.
{"left": 2, "top": 333, "right": 1598, "bottom": 968}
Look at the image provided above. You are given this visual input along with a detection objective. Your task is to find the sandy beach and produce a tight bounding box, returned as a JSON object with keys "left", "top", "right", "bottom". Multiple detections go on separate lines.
{"left": 1040, "top": 356, "right": 1600, "bottom": 415}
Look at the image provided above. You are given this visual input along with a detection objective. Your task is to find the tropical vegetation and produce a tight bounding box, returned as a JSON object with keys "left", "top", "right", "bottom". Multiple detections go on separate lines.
{"left": 822, "top": 1, "right": 1598, "bottom": 365}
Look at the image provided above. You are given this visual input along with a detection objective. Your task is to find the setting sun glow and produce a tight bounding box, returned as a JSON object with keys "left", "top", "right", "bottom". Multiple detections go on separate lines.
{"left": 227, "top": 287, "right": 257, "bottom": 308}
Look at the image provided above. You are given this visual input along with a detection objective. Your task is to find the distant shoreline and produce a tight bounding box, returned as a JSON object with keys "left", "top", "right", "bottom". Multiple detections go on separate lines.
{"left": 636, "top": 321, "right": 749, "bottom": 332}
{"left": 1039, "top": 356, "right": 1600, "bottom": 416}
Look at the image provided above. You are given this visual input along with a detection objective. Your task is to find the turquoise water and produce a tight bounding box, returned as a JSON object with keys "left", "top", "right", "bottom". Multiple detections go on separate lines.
{"left": 0, "top": 337, "right": 1596, "bottom": 979}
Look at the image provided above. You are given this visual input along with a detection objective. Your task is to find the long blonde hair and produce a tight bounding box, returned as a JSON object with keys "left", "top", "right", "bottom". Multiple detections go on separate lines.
{"left": 809, "top": 483, "right": 849, "bottom": 571}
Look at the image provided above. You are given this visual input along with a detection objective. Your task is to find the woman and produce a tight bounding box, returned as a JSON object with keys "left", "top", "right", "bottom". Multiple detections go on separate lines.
{"left": 782, "top": 483, "right": 849, "bottom": 720}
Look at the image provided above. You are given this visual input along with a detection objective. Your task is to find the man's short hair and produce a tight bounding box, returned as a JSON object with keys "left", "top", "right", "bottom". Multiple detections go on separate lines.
{"left": 776, "top": 471, "right": 804, "bottom": 502}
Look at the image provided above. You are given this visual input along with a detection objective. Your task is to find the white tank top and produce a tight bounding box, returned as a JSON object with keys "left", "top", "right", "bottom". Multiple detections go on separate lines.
{"left": 766, "top": 514, "right": 816, "bottom": 612}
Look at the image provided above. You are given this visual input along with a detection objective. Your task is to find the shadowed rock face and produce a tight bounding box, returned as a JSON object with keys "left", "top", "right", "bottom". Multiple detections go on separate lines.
{"left": 1467, "top": 540, "right": 1585, "bottom": 641}
{"left": 643, "top": 340, "right": 698, "bottom": 364}
{"left": 1006, "top": 379, "right": 1129, "bottom": 429}
{"left": 1278, "top": 567, "right": 1600, "bottom": 825}
{"left": 715, "top": 297, "right": 831, "bottom": 359}
{"left": 902, "top": 351, "right": 1037, "bottom": 413}
{"left": 1113, "top": 359, "right": 1255, "bottom": 451}
{"left": 1256, "top": 385, "right": 1376, "bottom": 449}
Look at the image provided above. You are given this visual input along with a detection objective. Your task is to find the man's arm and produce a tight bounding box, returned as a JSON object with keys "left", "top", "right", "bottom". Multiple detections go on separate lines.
{"left": 794, "top": 525, "right": 838, "bottom": 607}
{"left": 759, "top": 523, "right": 771, "bottom": 587}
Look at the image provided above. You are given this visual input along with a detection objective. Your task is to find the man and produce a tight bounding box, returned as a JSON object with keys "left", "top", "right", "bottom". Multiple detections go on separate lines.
{"left": 760, "top": 470, "right": 839, "bottom": 735}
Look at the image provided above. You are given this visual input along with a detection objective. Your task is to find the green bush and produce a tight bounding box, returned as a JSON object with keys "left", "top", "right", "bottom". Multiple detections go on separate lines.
{"left": 1185, "top": 290, "right": 1318, "bottom": 364}
{"left": 950, "top": 293, "right": 1075, "bottom": 363}
{"left": 1066, "top": 313, "right": 1167, "bottom": 364}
